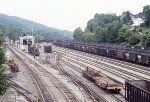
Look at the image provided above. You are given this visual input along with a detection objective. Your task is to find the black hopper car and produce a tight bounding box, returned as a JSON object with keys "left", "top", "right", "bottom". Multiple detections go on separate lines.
{"left": 44, "top": 45, "right": 52, "bottom": 53}
{"left": 125, "top": 80, "right": 150, "bottom": 102}
{"left": 53, "top": 40, "right": 150, "bottom": 66}
{"left": 28, "top": 46, "right": 40, "bottom": 56}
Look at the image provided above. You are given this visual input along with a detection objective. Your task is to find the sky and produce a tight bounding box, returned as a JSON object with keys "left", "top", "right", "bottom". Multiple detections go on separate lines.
{"left": 0, "top": 0, "right": 150, "bottom": 31}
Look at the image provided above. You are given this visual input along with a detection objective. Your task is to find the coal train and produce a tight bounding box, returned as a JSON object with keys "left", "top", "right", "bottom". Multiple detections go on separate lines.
{"left": 53, "top": 40, "right": 150, "bottom": 66}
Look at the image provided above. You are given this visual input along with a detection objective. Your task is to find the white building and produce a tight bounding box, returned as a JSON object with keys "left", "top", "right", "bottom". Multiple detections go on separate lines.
{"left": 131, "top": 18, "right": 144, "bottom": 32}
{"left": 19, "top": 35, "right": 35, "bottom": 51}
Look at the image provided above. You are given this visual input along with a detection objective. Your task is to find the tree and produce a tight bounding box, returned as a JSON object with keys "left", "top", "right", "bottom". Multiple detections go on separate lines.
{"left": 117, "top": 26, "right": 130, "bottom": 43}
{"left": 81, "top": 32, "right": 95, "bottom": 42}
{"left": 143, "top": 5, "right": 150, "bottom": 27}
{"left": 73, "top": 27, "right": 83, "bottom": 40}
{"left": 121, "top": 11, "right": 132, "bottom": 25}
{"left": 95, "top": 26, "right": 107, "bottom": 43}
{"left": 107, "top": 21, "right": 122, "bottom": 43}
{"left": 128, "top": 35, "right": 140, "bottom": 45}
{"left": 0, "top": 33, "right": 10, "bottom": 95}
{"left": 143, "top": 34, "right": 150, "bottom": 46}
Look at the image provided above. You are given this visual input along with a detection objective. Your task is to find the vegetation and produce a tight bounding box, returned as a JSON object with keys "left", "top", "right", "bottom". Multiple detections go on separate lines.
{"left": 73, "top": 5, "right": 150, "bottom": 46}
{"left": 0, "top": 33, "right": 10, "bottom": 95}
{"left": 0, "top": 13, "right": 73, "bottom": 42}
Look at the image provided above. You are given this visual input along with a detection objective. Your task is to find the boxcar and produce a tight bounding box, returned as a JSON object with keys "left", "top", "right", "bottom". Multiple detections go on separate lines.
{"left": 125, "top": 80, "right": 150, "bottom": 102}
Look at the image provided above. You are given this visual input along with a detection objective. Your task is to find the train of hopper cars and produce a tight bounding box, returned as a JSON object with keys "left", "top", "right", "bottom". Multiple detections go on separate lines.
{"left": 53, "top": 40, "right": 150, "bottom": 66}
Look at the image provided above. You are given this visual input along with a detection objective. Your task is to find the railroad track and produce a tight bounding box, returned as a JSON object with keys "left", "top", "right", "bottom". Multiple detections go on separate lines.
{"left": 55, "top": 46, "right": 150, "bottom": 75}
{"left": 53, "top": 46, "right": 150, "bottom": 81}
{"left": 8, "top": 45, "right": 54, "bottom": 102}
{"left": 9, "top": 80, "right": 39, "bottom": 102}
{"left": 8, "top": 45, "right": 81, "bottom": 102}
{"left": 10, "top": 83, "right": 34, "bottom": 102}
{"left": 72, "top": 49, "right": 150, "bottom": 76}
{"left": 63, "top": 54, "right": 148, "bottom": 80}
{"left": 47, "top": 52, "right": 124, "bottom": 102}
{"left": 61, "top": 60, "right": 124, "bottom": 102}
{"left": 54, "top": 49, "right": 138, "bottom": 82}
{"left": 29, "top": 46, "right": 124, "bottom": 102}
{"left": 50, "top": 62, "right": 107, "bottom": 102}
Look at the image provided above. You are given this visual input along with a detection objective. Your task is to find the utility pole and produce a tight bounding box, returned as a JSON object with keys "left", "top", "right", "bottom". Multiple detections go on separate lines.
{"left": 32, "top": 25, "right": 33, "bottom": 36}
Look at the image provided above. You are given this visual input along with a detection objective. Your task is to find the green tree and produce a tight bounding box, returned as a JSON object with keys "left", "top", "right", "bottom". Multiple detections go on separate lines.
{"left": 73, "top": 27, "right": 83, "bottom": 40}
{"left": 95, "top": 26, "right": 107, "bottom": 43}
{"left": 117, "top": 26, "right": 129, "bottom": 43}
{"left": 121, "top": 11, "right": 132, "bottom": 25}
{"left": 144, "top": 33, "right": 150, "bottom": 46}
{"left": 143, "top": 5, "right": 150, "bottom": 27}
{"left": 107, "top": 21, "right": 122, "bottom": 43}
{"left": 81, "top": 32, "right": 95, "bottom": 42}
{"left": 128, "top": 35, "right": 140, "bottom": 45}
{"left": 0, "top": 33, "right": 10, "bottom": 95}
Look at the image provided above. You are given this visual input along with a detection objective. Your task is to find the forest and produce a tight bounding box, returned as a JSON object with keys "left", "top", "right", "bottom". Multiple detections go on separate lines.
{"left": 0, "top": 13, "right": 73, "bottom": 42}
{"left": 73, "top": 5, "right": 150, "bottom": 46}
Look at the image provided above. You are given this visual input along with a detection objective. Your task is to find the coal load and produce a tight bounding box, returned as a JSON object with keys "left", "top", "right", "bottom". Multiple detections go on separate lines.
{"left": 44, "top": 45, "right": 52, "bottom": 53}
{"left": 28, "top": 46, "right": 40, "bottom": 56}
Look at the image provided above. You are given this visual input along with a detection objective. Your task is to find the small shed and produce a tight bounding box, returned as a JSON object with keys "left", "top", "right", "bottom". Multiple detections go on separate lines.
{"left": 19, "top": 36, "right": 35, "bottom": 51}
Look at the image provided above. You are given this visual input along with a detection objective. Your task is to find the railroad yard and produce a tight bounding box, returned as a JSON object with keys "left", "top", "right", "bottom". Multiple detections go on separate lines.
{"left": 1, "top": 42, "right": 150, "bottom": 102}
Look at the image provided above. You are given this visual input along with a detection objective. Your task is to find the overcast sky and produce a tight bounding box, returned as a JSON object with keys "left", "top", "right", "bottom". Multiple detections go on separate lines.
{"left": 0, "top": 0, "right": 150, "bottom": 31}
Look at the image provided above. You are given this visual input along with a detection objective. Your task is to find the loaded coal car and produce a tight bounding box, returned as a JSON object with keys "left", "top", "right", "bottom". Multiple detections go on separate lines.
{"left": 86, "top": 46, "right": 93, "bottom": 53}
{"left": 115, "top": 50, "right": 126, "bottom": 60}
{"left": 125, "top": 52, "right": 137, "bottom": 62}
{"left": 81, "top": 45, "right": 87, "bottom": 52}
{"left": 125, "top": 80, "right": 150, "bottom": 102}
{"left": 44, "top": 45, "right": 52, "bottom": 53}
{"left": 83, "top": 67, "right": 124, "bottom": 93}
{"left": 99, "top": 48, "right": 107, "bottom": 56}
{"left": 28, "top": 46, "right": 40, "bottom": 56}
{"left": 107, "top": 49, "right": 116, "bottom": 58}
{"left": 68, "top": 43, "right": 74, "bottom": 49}
{"left": 77, "top": 45, "right": 82, "bottom": 51}
{"left": 137, "top": 53, "right": 150, "bottom": 65}
{"left": 92, "top": 47, "right": 99, "bottom": 54}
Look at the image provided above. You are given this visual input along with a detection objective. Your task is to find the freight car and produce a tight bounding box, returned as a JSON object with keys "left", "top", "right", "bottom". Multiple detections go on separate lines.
{"left": 6, "top": 57, "right": 19, "bottom": 73}
{"left": 28, "top": 46, "right": 40, "bottom": 56}
{"left": 53, "top": 40, "right": 150, "bottom": 66}
{"left": 44, "top": 45, "right": 52, "bottom": 53}
{"left": 82, "top": 67, "right": 124, "bottom": 93}
{"left": 125, "top": 80, "right": 150, "bottom": 102}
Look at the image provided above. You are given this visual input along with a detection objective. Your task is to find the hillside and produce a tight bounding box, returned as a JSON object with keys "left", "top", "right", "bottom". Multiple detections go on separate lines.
{"left": 0, "top": 13, "right": 73, "bottom": 41}
{"left": 73, "top": 5, "right": 150, "bottom": 46}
